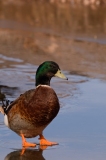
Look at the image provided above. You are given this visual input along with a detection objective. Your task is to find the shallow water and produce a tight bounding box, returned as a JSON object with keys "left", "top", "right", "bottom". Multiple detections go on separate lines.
{"left": 0, "top": 54, "right": 106, "bottom": 160}
{"left": 0, "top": 1, "right": 106, "bottom": 159}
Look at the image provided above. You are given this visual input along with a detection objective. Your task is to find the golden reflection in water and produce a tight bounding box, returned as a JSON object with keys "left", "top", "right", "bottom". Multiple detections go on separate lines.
{"left": 4, "top": 149, "right": 45, "bottom": 160}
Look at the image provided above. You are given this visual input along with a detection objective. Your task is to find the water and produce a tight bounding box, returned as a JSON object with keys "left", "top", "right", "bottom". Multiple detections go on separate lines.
{"left": 0, "top": 54, "right": 106, "bottom": 160}
{"left": 0, "top": 1, "right": 106, "bottom": 159}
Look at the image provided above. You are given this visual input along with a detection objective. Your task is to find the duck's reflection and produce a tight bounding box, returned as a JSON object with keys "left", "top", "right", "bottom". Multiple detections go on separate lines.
{"left": 4, "top": 148, "right": 45, "bottom": 160}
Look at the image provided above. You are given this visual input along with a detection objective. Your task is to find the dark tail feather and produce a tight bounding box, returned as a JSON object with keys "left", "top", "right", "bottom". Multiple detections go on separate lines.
{"left": 1, "top": 99, "right": 13, "bottom": 114}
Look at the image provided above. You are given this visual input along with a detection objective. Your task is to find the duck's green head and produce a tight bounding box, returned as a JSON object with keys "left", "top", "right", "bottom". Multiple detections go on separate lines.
{"left": 36, "top": 61, "right": 68, "bottom": 86}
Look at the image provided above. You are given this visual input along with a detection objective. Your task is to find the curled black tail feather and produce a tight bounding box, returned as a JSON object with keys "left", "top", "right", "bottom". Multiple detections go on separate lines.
{"left": 1, "top": 99, "right": 13, "bottom": 114}
{"left": 0, "top": 89, "right": 14, "bottom": 114}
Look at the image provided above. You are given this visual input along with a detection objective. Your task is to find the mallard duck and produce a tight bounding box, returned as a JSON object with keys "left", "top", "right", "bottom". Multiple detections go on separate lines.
{"left": 2, "top": 61, "right": 68, "bottom": 147}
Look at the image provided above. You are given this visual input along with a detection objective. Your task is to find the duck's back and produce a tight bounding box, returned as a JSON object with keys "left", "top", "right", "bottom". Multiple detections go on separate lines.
{"left": 6, "top": 85, "right": 60, "bottom": 137}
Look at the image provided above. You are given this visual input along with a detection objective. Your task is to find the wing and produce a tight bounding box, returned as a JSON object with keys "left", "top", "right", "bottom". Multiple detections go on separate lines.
{"left": 5, "top": 89, "right": 35, "bottom": 115}
{"left": 7, "top": 86, "right": 60, "bottom": 127}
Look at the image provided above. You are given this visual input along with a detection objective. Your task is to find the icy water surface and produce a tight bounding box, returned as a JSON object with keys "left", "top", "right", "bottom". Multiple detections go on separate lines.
{"left": 0, "top": 55, "right": 106, "bottom": 160}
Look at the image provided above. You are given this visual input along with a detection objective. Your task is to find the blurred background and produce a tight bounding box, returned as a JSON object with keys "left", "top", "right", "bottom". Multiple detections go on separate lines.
{"left": 0, "top": 1, "right": 106, "bottom": 160}
{"left": 0, "top": 0, "right": 106, "bottom": 80}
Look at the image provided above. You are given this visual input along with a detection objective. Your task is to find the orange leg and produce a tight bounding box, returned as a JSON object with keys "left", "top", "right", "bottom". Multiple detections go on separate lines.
{"left": 21, "top": 134, "right": 36, "bottom": 147}
{"left": 39, "top": 134, "right": 58, "bottom": 146}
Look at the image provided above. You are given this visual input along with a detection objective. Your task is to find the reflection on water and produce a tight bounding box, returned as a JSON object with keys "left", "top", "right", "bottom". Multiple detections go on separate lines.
{"left": 0, "top": 1, "right": 106, "bottom": 160}
{"left": 4, "top": 149, "right": 45, "bottom": 160}
{"left": 0, "top": 85, "right": 19, "bottom": 97}
{"left": 0, "top": 58, "right": 106, "bottom": 160}
{"left": 0, "top": 54, "right": 23, "bottom": 63}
